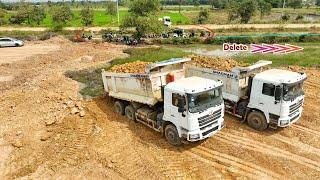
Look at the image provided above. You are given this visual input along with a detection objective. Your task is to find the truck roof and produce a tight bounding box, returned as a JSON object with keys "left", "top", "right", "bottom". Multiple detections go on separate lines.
{"left": 254, "top": 69, "right": 307, "bottom": 84}
{"left": 165, "top": 76, "right": 223, "bottom": 94}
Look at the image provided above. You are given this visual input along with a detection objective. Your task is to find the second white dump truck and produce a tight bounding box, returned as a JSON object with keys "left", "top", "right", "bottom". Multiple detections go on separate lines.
{"left": 186, "top": 60, "right": 307, "bottom": 131}
{"left": 102, "top": 58, "right": 224, "bottom": 146}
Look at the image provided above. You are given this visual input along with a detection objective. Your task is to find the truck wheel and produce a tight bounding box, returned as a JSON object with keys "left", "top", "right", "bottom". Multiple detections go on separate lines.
{"left": 247, "top": 111, "right": 268, "bottom": 131}
{"left": 125, "top": 105, "right": 136, "bottom": 121}
{"left": 165, "top": 124, "right": 182, "bottom": 146}
{"left": 114, "top": 101, "right": 125, "bottom": 115}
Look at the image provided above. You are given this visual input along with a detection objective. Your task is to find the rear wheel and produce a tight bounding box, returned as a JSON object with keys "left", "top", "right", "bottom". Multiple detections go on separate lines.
{"left": 125, "top": 105, "right": 136, "bottom": 121}
{"left": 165, "top": 124, "right": 182, "bottom": 146}
{"left": 114, "top": 101, "right": 125, "bottom": 115}
{"left": 247, "top": 111, "right": 268, "bottom": 131}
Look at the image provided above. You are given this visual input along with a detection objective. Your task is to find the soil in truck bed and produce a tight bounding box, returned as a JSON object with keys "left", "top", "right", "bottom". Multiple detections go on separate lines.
{"left": 187, "top": 55, "right": 249, "bottom": 72}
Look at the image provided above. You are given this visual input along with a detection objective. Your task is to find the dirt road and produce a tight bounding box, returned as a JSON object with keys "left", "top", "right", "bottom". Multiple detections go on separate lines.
{"left": 1, "top": 23, "right": 320, "bottom": 32}
{"left": 0, "top": 37, "right": 319, "bottom": 179}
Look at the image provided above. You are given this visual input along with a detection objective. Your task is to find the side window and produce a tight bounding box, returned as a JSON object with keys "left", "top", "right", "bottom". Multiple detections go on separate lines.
{"left": 262, "top": 83, "right": 275, "bottom": 96}
{"left": 172, "top": 93, "right": 185, "bottom": 107}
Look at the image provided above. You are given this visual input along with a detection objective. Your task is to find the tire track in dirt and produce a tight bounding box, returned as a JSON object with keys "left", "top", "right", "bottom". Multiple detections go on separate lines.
{"left": 272, "top": 134, "right": 320, "bottom": 155}
{"left": 215, "top": 132, "right": 320, "bottom": 172}
{"left": 291, "top": 125, "right": 320, "bottom": 138}
{"left": 157, "top": 152, "right": 188, "bottom": 179}
{"left": 186, "top": 146, "right": 282, "bottom": 179}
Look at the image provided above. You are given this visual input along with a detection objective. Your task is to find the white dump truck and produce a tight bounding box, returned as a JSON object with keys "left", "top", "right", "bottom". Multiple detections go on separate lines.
{"left": 102, "top": 58, "right": 224, "bottom": 146}
{"left": 186, "top": 60, "right": 307, "bottom": 131}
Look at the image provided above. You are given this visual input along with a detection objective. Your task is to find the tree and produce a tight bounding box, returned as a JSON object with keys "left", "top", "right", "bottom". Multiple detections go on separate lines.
{"left": 258, "top": 0, "right": 272, "bottom": 17}
{"left": 0, "top": 8, "right": 6, "bottom": 25}
{"left": 81, "top": 6, "right": 94, "bottom": 26}
{"left": 51, "top": 4, "right": 72, "bottom": 24}
{"left": 227, "top": 0, "right": 239, "bottom": 22}
{"left": 210, "top": 0, "right": 223, "bottom": 9}
{"left": 238, "top": 0, "right": 257, "bottom": 23}
{"left": 317, "top": 0, "right": 320, "bottom": 6}
{"left": 122, "top": 0, "right": 163, "bottom": 40}
{"left": 198, "top": 8, "right": 209, "bottom": 24}
{"left": 50, "top": 4, "right": 72, "bottom": 31}
{"left": 31, "top": 5, "right": 46, "bottom": 25}
{"left": 106, "top": 1, "right": 116, "bottom": 15}
{"left": 288, "top": 0, "right": 302, "bottom": 9}
{"left": 128, "top": 0, "right": 160, "bottom": 16}
{"left": 193, "top": 0, "right": 200, "bottom": 7}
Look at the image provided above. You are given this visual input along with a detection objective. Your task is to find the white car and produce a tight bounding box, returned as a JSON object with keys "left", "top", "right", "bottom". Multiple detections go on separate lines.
{"left": 0, "top": 37, "right": 24, "bottom": 48}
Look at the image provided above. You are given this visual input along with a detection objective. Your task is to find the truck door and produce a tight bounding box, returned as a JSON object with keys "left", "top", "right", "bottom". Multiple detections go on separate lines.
{"left": 259, "top": 83, "right": 281, "bottom": 121}
{"left": 170, "top": 93, "right": 188, "bottom": 129}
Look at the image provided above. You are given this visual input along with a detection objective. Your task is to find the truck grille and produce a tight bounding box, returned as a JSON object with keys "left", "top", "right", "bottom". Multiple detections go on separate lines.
{"left": 202, "top": 126, "right": 219, "bottom": 137}
{"left": 198, "top": 109, "right": 221, "bottom": 130}
{"left": 289, "top": 99, "right": 303, "bottom": 117}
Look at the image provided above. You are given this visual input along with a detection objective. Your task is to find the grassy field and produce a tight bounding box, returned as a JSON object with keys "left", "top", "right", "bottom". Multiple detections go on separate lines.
{"left": 235, "top": 43, "right": 320, "bottom": 67}
{"left": 5, "top": 9, "right": 190, "bottom": 27}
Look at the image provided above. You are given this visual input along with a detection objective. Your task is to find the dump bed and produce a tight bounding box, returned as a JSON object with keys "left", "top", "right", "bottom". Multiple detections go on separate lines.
{"left": 185, "top": 60, "right": 271, "bottom": 102}
{"left": 102, "top": 58, "right": 190, "bottom": 106}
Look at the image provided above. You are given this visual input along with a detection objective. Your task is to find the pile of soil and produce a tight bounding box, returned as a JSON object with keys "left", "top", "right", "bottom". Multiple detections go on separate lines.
{"left": 188, "top": 55, "right": 249, "bottom": 72}
{"left": 110, "top": 61, "right": 151, "bottom": 73}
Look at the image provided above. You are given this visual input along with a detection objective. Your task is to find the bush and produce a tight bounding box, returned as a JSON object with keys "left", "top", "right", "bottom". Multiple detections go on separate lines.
{"left": 295, "top": 14, "right": 304, "bottom": 21}
{"left": 281, "top": 14, "right": 290, "bottom": 21}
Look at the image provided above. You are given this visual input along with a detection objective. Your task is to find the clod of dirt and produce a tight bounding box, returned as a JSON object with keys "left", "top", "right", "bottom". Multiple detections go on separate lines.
{"left": 40, "top": 132, "right": 53, "bottom": 141}
{"left": 71, "top": 107, "right": 79, "bottom": 114}
{"left": 109, "top": 61, "right": 151, "bottom": 73}
{"left": 79, "top": 110, "right": 86, "bottom": 117}
{"left": 188, "top": 55, "right": 249, "bottom": 72}
{"left": 12, "top": 139, "right": 23, "bottom": 148}
{"left": 45, "top": 119, "right": 56, "bottom": 126}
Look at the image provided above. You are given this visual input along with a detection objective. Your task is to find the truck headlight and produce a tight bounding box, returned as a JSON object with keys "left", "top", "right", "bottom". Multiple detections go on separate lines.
{"left": 280, "top": 120, "right": 289, "bottom": 126}
{"left": 189, "top": 133, "right": 200, "bottom": 140}
{"left": 221, "top": 120, "right": 225, "bottom": 128}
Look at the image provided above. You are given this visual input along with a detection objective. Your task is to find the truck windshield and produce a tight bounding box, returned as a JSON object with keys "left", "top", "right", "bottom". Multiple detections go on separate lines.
{"left": 283, "top": 82, "right": 304, "bottom": 101}
{"left": 187, "top": 87, "right": 222, "bottom": 113}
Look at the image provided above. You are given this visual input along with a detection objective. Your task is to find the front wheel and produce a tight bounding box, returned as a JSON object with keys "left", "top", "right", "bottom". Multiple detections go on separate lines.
{"left": 247, "top": 111, "right": 268, "bottom": 131}
{"left": 165, "top": 124, "right": 182, "bottom": 146}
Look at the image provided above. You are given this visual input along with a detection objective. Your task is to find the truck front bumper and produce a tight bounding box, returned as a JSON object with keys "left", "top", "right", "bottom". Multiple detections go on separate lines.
{"left": 278, "top": 111, "right": 302, "bottom": 127}
{"left": 185, "top": 118, "right": 224, "bottom": 142}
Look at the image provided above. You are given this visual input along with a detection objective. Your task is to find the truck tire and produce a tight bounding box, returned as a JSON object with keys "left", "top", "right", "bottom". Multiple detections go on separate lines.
{"left": 114, "top": 101, "right": 125, "bottom": 115}
{"left": 247, "top": 111, "right": 268, "bottom": 131}
{"left": 165, "top": 124, "right": 182, "bottom": 146}
{"left": 125, "top": 105, "right": 136, "bottom": 121}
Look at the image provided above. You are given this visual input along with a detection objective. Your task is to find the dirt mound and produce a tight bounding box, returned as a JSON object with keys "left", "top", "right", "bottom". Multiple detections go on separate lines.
{"left": 110, "top": 61, "right": 151, "bottom": 74}
{"left": 188, "top": 55, "right": 249, "bottom": 72}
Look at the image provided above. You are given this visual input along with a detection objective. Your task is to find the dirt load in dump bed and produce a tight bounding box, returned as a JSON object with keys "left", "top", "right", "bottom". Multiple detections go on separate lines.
{"left": 109, "top": 61, "right": 151, "bottom": 73}
{"left": 188, "top": 55, "right": 249, "bottom": 72}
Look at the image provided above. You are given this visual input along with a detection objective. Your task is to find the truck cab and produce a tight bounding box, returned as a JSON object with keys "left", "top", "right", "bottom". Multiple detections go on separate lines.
{"left": 248, "top": 69, "right": 307, "bottom": 128}
{"left": 163, "top": 76, "right": 224, "bottom": 144}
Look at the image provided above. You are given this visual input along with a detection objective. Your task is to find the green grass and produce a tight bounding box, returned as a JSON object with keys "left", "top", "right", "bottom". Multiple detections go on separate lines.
{"left": 66, "top": 47, "right": 190, "bottom": 97}
{"left": 4, "top": 9, "right": 189, "bottom": 27}
{"left": 235, "top": 43, "right": 320, "bottom": 67}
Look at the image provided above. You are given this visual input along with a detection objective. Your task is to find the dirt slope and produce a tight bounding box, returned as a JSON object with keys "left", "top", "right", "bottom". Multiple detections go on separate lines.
{"left": 0, "top": 37, "right": 319, "bottom": 179}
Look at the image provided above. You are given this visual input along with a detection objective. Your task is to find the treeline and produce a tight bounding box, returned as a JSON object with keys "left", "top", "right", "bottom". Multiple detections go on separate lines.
{"left": 163, "top": 0, "right": 320, "bottom": 9}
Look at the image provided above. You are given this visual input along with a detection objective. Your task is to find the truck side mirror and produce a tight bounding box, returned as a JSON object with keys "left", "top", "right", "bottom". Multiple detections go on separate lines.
{"left": 275, "top": 86, "right": 281, "bottom": 102}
